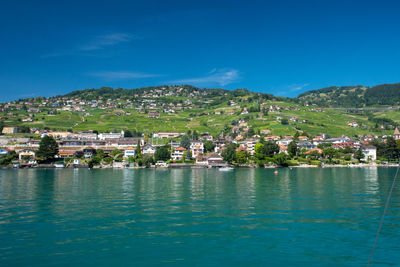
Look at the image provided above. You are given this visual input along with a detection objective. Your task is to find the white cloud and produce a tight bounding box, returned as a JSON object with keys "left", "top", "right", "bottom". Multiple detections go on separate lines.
{"left": 168, "top": 68, "right": 241, "bottom": 86}
{"left": 276, "top": 83, "right": 310, "bottom": 96}
{"left": 87, "top": 71, "right": 162, "bottom": 80}
{"left": 41, "top": 32, "right": 137, "bottom": 58}
{"left": 79, "top": 33, "right": 136, "bottom": 51}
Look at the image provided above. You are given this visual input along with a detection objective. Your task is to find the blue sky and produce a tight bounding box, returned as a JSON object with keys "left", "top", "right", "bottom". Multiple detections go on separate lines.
{"left": 1, "top": 0, "right": 400, "bottom": 101}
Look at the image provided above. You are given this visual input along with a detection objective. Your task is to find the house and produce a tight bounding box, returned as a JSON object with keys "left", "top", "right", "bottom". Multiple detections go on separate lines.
{"left": 83, "top": 147, "right": 96, "bottom": 158}
{"left": 18, "top": 150, "right": 35, "bottom": 162}
{"left": 299, "top": 142, "right": 316, "bottom": 150}
{"left": 298, "top": 136, "right": 309, "bottom": 141}
{"left": 394, "top": 127, "right": 400, "bottom": 140}
{"left": 98, "top": 132, "right": 124, "bottom": 140}
{"left": 148, "top": 111, "right": 160, "bottom": 118}
{"left": 260, "top": 129, "right": 271, "bottom": 135}
{"left": 124, "top": 147, "right": 136, "bottom": 158}
{"left": 153, "top": 131, "right": 185, "bottom": 139}
{"left": 305, "top": 148, "right": 323, "bottom": 156}
{"left": 201, "top": 132, "right": 213, "bottom": 141}
{"left": 279, "top": 144, "right": 288, "bottom": 154}
{"left": 206, "top": 153, "right": 225, "bottom": 167}
{"left": 190, "top": 140, "right": 204, "bottom": 158}
{"left": 361, "top": 145, "right": 377, "bottom": 161}
{"left": 142, "top": 145, "right": 156, "bottom": 155}
{"left": 241, "top": 139, "right": 258, "bottom": 155}
{"left": 347, "top": 121, "right": 359, "bottom": 127}
{"left": 46, "top": 131, "right": 75, "bottom": 139}
{"left": 0, "top": 149, "right": 9, "bottom": 156}
{"left": 277, "top": 138, "right": 293, "bottom": 146}
{"left": 58, "top": 150, "right": 76, "bottom": 158}
{"left": 171, "top": 147, "right": 186, "bottom": 160}
{"left": 2, "top": 126, "right": 19, "bottom": 134}
{"left": 75, "top": 131, "right": 98, "bottom": 140}
{"left": 264, "top": 135, "right": 281, "bottom": 142}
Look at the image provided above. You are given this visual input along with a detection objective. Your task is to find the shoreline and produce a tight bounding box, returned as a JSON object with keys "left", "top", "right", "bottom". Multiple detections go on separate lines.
{"left": 0, "top": 163, "right": 398, "bottom": 170}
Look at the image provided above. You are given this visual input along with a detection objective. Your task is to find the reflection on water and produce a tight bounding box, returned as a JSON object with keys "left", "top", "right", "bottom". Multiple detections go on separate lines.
{"left": 0, "top": 168, "right": 399, "bottom": 266}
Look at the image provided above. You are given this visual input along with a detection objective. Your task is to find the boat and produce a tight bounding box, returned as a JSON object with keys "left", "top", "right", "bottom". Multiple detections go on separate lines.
{"left": 54, "top": 163, "right": 65, "bottom": 168}
{"left": 219, "top": 166, "right": 233, "bottom": 171}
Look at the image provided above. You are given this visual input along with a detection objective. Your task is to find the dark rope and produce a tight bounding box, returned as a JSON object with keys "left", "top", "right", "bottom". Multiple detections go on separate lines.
{"left": 367, "top": 159, "right": 400, "bottom": 267}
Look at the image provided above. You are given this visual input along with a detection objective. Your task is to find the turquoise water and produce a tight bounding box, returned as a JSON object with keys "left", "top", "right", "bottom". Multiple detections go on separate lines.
{"left": 0, "top": 168, "right": 399, "bottom": 266}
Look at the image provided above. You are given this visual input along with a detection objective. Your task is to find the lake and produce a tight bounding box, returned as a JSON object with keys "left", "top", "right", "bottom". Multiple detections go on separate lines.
{"left": 0, "top": 168, "right": 399, "bottom": 266}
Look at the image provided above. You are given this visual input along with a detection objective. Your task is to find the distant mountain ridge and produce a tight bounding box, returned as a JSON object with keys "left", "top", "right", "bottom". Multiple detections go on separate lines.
{"left": 295, "top": 83, "right": 400, "bottom": 107}
{"left": 7, "top": 82, "right": 400, "bottom": 108}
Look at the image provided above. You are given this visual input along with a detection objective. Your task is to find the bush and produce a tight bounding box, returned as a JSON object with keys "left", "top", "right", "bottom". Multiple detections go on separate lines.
{"left": 310, "top": 160, "right": 321, "bottom": 166}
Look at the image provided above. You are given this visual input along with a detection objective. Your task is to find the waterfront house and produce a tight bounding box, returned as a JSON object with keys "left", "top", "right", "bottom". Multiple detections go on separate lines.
{"left": 361, "top": 145, "right": 377, "bottom": 161}
{"left": 190, "top": 140, "right": 204, "bottom": 158}
{"left": 171, "top": 147, "right": 186, "bottom": 160}
{"left": 123, "top": 147, "right": 136, "bottom": 158}
{"left": 206, "top": 153, "right": 225, "bottom": 167}
{"left": 142, "top": 145, "right": 156, "bottom": 155}
{"left": 83, "top": 147, "right": 96, "bottom": 158}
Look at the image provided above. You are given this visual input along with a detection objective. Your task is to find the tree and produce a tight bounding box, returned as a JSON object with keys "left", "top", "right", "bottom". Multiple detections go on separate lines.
{"left": 204, "top": 140, "right": 215, "bottom": 153}
{"left": 382, "top": 137, "right": 400, "bottom": 160}
{"left": 0, "top": 151, "right": 18, "bottom": 166}
{"left": 124, "top": 130, "right": 133, "bottom": 137}
{"left": 274, "top": 152, "right": 288, "bottom": 166}
{"left": 255, "top": 143, "right": 265, "bottom": 160}
{"left": 323, "top": 147, "right": 336, "bottom": 162}
{"left": 307, "top": 150, "right": 321, "bottom": 160}
{"left": 36, "top": 136, "right": 59, "bottom": 163}
{"left": 180, "top": 135, "right": 191, "bottom": 149}
{"left": 281, "top": 118, "right": 289, "bottom": 125}
{"left": 154, "top": 145, "right": 170, "bottom": 161}
{"left": 236, "top": 150, "right": 249, "bottom": 164}
{"left": 264, "top": 141, "right": 280, "bottom": 157}
{"left": 136, "top": 142, "right": 142, "bottom": 157}
{"left": 110, "top": 149, "right": 123, "bottom": 157}
{"left": 221, "top": 143, "right": 237, "bottom": 163}
{"left": 287, "top": 141, "right": 298, "bottom": 158}
{"left": 246, "top": 128, "right": 255, "bottom": 137}
{"left": 142, "top": 154, "right": 155, "bottom": 167}
{"left": 354, "top": 148, "right": 364, "bottom": 161}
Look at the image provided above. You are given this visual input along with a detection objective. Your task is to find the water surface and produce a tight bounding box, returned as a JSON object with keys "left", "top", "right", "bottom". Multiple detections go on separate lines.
{"left": 0, "top": 168, "right": 399, "bottom": 266}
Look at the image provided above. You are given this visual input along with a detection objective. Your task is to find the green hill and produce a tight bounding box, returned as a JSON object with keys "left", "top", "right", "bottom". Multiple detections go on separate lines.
{"left": 1, "top": 83, "right": 399, "bottom": 138}
{"left": 296, "top": 83, "right": 400, "bottom": 107}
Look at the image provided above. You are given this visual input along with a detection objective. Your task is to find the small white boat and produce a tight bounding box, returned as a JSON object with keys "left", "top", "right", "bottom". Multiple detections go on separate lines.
{"left": 54, "top": 163, "right": 65, "bottom": 168}
{"left": 219, "top": 166, "right": 233, "bottom": 171}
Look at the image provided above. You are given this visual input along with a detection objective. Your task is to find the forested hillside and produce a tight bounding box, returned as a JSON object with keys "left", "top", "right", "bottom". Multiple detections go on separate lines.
{"left": 296, "top": 83, "right": 400, "bottom": 107}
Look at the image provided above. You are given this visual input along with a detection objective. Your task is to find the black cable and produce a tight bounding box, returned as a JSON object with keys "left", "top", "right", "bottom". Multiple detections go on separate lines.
{"left": 367, "top": 159, "right": 400, "bottom": 267}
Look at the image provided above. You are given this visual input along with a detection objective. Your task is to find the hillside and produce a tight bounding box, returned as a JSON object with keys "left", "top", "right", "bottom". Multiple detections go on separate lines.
{"left": 0, "top": 84, "right": 399, "bottom": 138}
{"left": 296, "top": 83, "right": 400, "bottom": 107}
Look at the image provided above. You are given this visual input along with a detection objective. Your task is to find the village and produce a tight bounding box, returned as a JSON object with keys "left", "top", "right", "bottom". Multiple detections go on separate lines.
{"left": 1, "top": 124, "right": 399, "bottom": 169}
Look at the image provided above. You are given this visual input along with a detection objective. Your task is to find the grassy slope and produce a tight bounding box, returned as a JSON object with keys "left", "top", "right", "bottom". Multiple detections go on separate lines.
{"left": 2, "top": 100, "right": 397, "bottom": 137}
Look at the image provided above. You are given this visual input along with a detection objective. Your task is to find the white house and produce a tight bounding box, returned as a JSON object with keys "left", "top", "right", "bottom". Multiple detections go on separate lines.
{"left": 190, "top": 140, "right": 204, "bottom": 158}
{"left": 124, "top": 147, "right": 136, "bottom": 158}
{"left": 171, "top": 147, "right": 186, "bottom": 160}
{"left": 98, "top": 131, "right": 124, "bottom": 140}
{"left": 142, "top": 145, "right": 156, "bottom": 155}
{"left": 361, "top": 145, "right": 377, "bottom": 161}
